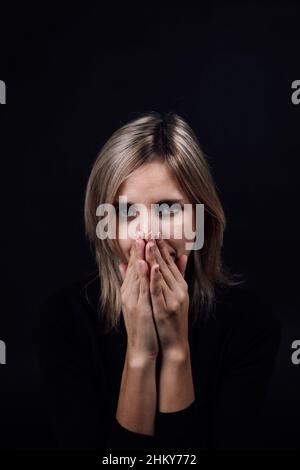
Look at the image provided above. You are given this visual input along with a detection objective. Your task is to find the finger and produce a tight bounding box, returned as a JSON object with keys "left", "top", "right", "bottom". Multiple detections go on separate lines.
{"left": 135, "top": 237, "right": 145, "bottom": 262}
{"left": 150, "top": 263, "right": 166, "bottom": 311}
{"left": 145, "top": 239, "right": 158, "bottom": 270}
{"left": 137, "top": 259, "right": 150, "bottom": 302}
{"left": 127, "top": 229, "right": 144, "bottom": 267}
{"left": 122, "top": 242, "right": 139, "bottom": 299}
{"left": 126, "top": 234, "right": 144, "bottom": 281}
{"left": 124, "top": 237, "right": 139, "bottom": 280}
{"left": 145, "top": 239, "right": 174, "bottom": 293}
{"left": 135, "top": 237, "right": 151, "bottom": 300}
{"left": 145, "top": 241, "right": 172, "bottom": 298}
{"left": 128, "top": 254, "right": 140, "bottom": 301}
{"left": 145, "top": 238, "right": 171, "bottom": 290}
{"left": 148, "top": 239, "right": 177, "bottom": 290}
{"left": 156, "top": 232, "right": 185, "bottom": 283}
{"left": 126, "top": 242, "right": 137, "bottom": 270}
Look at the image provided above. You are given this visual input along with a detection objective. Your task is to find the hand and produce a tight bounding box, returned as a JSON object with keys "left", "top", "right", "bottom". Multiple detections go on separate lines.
{"left": 119, "top": 236, "right": 159, "bottom": 365}
{"left": 145, "top": 233, "right": 190, "bottom": 360}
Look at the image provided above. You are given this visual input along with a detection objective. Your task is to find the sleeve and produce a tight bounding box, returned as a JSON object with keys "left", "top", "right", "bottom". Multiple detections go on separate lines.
{"left": 209, "top": 291, "right": 282, "bottom": 449}
{"left": 105, "top": 418, "right": 155, "bottom": 451}
{"left": 155, "top": 399, "right": 200, "bottom": 451}
{"left": 36, "top": 289, "right": 155, "bottom": 451}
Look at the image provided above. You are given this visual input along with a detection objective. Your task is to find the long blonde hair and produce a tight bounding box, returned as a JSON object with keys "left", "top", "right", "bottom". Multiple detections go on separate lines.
{"left": 84, "top": 111, "right": 244, "bottom": 333}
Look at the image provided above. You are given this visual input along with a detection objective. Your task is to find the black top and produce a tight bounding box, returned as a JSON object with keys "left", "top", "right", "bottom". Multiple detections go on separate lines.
{"left": 36, "top": 272, "right": 282, "bottom": 451}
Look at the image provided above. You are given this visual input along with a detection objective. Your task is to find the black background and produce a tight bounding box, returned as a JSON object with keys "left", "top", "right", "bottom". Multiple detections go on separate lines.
{"left": 0, "top": 2, "right": 299, "bottom": 450}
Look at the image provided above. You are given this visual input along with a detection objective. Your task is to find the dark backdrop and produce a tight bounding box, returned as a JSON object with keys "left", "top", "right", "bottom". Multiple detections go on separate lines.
{"left": 0, "top": 2, "right": 299, "bottom": 450}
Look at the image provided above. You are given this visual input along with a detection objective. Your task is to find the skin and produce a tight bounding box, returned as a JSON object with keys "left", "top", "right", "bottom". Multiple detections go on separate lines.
{"left": 115, "top": 160, "right": 196, "bottom": 435}
{"left": 115, "top": 160, "right": 196, "bottom": 265}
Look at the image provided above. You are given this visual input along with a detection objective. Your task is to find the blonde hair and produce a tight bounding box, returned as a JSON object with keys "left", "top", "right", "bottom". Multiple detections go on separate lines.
{"left": 84, "top": 111, "right": 244, "bottom": 333}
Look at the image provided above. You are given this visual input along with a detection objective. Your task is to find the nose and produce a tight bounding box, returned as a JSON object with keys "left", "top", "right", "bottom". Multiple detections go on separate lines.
{"left": 130, "top": 208, "right": 161, "bottom": 241}
{"left": 133, "top": 230, "right": 157, "bottom": 241}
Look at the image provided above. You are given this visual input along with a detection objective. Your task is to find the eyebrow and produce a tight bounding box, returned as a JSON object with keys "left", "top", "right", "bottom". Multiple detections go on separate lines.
{"left": 114, "top": 198, "right": 185, "bottom": 206}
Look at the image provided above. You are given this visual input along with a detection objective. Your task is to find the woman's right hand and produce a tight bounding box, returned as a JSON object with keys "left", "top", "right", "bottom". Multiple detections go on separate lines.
{"left": 118, "top": 236, "right": 159, "bottom": 365}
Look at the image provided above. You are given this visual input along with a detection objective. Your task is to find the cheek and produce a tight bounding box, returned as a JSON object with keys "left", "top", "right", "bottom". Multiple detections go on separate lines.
{"left": 117, "top": 239, "right": 132, "bottom": 262}
{"left": 161, "top": 213, "right": 185, "bottom": 240}
{"left": 172, "top": 238, "right": 185, "bottom": 255}
{"left": 167, "top": 220, "right": 187, "bottom": 255}
{"left": 171, "top": 212, "right": 195, "bottom": 256}
{"left": 166, "top": 212, "right": 194, "bottom": 240}
{"left": 183, "top": 210, "right": 196, "bottom": 240}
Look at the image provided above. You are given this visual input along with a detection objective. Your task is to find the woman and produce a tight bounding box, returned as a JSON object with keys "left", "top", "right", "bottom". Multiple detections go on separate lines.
{"left": 37, "top": 111, "right": 282, "bottom": 451}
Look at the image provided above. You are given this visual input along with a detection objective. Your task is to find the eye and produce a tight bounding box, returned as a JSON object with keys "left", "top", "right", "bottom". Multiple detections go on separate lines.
{"left": 114, "top": 202, "right": 183, "bottom": 220}
{"left": 157, "top": 203, "right": 183, "bottom": 217}
{"left": 115, "top": 204, "right": 139, "bottom": 220}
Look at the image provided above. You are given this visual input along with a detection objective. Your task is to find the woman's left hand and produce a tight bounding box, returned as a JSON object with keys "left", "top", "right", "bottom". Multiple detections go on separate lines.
{"left": 145, "top": 233, "right": 190, "bottom": 361}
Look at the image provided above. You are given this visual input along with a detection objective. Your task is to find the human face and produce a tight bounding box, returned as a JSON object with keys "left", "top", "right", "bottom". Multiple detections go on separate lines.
{"left": 113, "top": 160, "right": 196, "bottom": 265}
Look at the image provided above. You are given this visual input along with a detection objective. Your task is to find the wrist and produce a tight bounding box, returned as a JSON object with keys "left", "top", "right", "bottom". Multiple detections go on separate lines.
{"left": 126, "top": 350, "right": 157, "bottom": 369}
{"left": 161, "top": 343, "right": 191, "bottom": 364}
{"left": 158, "top": 344, "right": 195, "bottom": 413}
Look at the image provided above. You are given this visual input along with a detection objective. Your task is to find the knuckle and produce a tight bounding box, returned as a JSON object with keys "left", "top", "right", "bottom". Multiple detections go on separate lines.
{"left": 169, "top": 301, "right": 179, "bottom": 312}
{"left": 182, "top": 280, "right": 188, "bottom": 291}
{"left": 177, "top": 290, "right": 186, "bottom": 304}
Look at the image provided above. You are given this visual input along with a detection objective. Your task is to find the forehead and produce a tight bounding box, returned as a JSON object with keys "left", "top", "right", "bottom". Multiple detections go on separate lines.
{"left": 116, "top": 161, "right": 187, "bottom": 203}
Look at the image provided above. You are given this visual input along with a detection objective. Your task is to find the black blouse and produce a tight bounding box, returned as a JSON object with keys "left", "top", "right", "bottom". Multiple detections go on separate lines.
{"left": 36, "top": 272, "right": 282, "bottom": 451}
